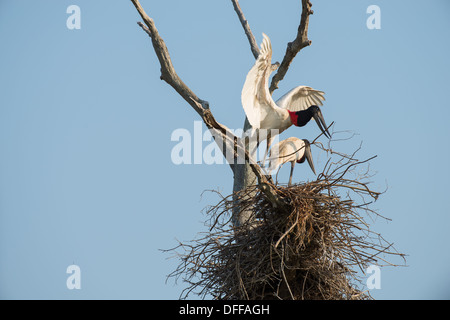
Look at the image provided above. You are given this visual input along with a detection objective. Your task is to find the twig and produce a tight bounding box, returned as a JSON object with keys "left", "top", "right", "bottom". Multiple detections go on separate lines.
{"left": 165, "top": 151, "right": 406, "bottom": 299}
{"left": 269, "top": 0, "right": 314, "bottom": 93}
{"left": 230, "top": 0, "right": 260, "bottom": 59}
{"left": 130, "top": 0, "right": 285, "bottom": 209}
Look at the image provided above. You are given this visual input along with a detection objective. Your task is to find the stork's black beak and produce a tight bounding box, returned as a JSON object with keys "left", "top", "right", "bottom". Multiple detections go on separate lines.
{"left": 303, "top": 139, "right": 316, "bottom": 175}
{"left": 312, "top": 106, "right": 331, "bottom": 139}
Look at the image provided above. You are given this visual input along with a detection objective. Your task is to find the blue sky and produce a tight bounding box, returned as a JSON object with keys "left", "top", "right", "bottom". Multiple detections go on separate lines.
{"left": 0, "top": 0, "right": 449, "bottom": 299}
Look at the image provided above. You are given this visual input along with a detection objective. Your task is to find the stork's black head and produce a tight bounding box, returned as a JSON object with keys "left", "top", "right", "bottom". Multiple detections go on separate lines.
{"left": 288, "top": 105, "right": 331, "bottom": 139}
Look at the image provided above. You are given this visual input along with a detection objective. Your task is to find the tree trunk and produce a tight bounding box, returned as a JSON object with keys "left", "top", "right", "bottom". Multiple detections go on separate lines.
{"left": 131, "top": 0, "right": 314, "bottom": 228}
{"left": 232, "top": 117, "right": 257, "bottom": 228}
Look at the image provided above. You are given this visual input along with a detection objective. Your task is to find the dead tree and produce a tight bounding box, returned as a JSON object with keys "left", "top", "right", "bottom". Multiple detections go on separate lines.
{"left": 129, "top": 0, "right": 404, "bottom": 300}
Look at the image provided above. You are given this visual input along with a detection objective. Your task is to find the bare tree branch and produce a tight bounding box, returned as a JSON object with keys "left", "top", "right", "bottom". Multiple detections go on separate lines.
{"left": 230, "top": 0, "right": 260, "bottom": 59}
{"left": 131, "top": 0, "right": 206, "bottom": 116}
{"left": 130, "top": 0, "right": 285, "bottom": 210}
{"left": 269, "top": 0, "right": 313, "bottom": 93}
{"left": 231, "top": 0, "right": 314, "bottom": 96}
{"left": 229, "top": 0, "right": 261, "bottom": 227}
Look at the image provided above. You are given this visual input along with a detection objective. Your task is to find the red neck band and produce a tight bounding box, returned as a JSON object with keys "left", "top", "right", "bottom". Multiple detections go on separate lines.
{"left": 287, "top": 110, "right": 298, "bottom": 126}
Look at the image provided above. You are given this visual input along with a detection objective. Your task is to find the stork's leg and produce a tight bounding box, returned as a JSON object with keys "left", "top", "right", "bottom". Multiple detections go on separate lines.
{"left": 242, "top": 129, "right": 258, "bottom": 165}
{"left": 275, "top": 166, "right": 282, "bottom": 185}
{"left": 288, "top": 162, "right": 295, "bottom": 186}
{"left": 250, "top": 130, "right": 258, "bottom": 159}
{"left": 262, "top": 132, "right": 273, "bottom": 167}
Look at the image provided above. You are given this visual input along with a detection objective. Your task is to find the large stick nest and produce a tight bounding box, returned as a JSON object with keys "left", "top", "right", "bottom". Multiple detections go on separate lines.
{"left": 167, "top": 146, "right": 405, "bottom": 300}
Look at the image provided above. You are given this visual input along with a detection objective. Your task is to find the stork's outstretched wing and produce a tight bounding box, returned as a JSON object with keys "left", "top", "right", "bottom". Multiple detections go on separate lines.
{"left": 276, "top": 86, "right": 325, "bottom": 111}
{"left": 241, "top": 33, "right": 280, "bottom": 129}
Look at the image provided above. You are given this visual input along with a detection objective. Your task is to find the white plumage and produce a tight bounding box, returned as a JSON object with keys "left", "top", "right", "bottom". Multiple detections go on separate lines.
{"left": 241, "top": 33, "right": 330, "bottom": 165}
{"left": 241, "top": 33, "right": 326, "bottom": 132}
{"left": 276, "top": 86, "right": 325, "bottom": 112}
{"left": 267, "top": 137, "right": 316, "bottom": 186}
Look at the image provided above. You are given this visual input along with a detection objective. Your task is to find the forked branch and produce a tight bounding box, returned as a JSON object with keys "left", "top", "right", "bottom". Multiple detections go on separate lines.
{"left": 130, "top": 0, "right": 284, "bottom": 208}
{"left": 230, "top": 0, "right": 314, "bottom": 94}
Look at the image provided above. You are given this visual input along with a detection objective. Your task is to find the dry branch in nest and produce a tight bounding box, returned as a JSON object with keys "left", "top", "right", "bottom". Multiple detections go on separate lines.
{"left": 166, "top": 147, "right": 405, "bottom": 300}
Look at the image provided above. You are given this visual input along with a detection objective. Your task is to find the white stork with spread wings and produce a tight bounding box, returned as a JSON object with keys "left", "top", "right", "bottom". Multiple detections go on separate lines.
{"left": 267, "top": 137, "right": 316, "bottom": 186}
{"left": 241, "top": 33, "right": 330, "bottom": 164}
